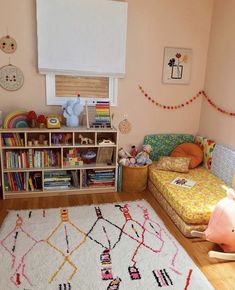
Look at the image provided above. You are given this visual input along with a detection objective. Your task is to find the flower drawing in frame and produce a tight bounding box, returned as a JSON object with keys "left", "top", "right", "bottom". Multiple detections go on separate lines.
{"left": 162, "top": 47, "right": 192, "bottom": 84}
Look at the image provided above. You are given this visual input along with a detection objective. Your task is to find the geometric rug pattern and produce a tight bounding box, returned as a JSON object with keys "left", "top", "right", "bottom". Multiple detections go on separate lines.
{"left": 0, "top": 200, "right": 213, "bottom": 290}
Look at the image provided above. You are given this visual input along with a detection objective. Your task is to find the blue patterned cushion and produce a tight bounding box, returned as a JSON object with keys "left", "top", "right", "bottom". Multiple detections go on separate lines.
{"left": 143, "top": 134, "right": 195, "bottom": 161}
{"left": 211, "top": 144, "right": 235, "bottom": 186}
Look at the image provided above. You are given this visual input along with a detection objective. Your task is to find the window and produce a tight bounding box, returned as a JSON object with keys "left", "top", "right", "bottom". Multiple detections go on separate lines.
{"left": 36, "top": 0, "right": 127, "bottom": 107}
{"left": 46, "top": 74, "right": 118, "bottom": 106}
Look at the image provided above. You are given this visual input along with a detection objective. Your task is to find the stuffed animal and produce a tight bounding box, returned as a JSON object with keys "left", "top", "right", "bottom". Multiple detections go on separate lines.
{"left": 130, "top": 145, "right": 138, "bottom": 157}
{"left": 118, "top": 148, "right": 136, "bottom": 166}
{"left": 136, "top": 144, "right": 152, "bottom": 166}
{"left": 63, "top": 98, "right": 84, "bottom": 127}
{"left": 191, "top": 185, "right": 235, "bottom": 260}
{"left": 52, "top": 133, "right": 63, "bottom": 145}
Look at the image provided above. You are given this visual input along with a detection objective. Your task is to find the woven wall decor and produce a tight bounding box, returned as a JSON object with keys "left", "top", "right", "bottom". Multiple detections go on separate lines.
{"left": 0, "top": 35, "right": 17, "bottom": 53}
{"left": 118, "top": 118, "right": 132, "bottom": 134}
{"left": 0, "top": 64, "right": 24, "bottom": 91}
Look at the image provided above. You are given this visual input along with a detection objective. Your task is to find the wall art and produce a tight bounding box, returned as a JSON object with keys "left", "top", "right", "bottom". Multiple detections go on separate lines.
{"left": 0, "top": 35, "right": 17, "bottom": 54}
{"left": 162, "top": 47, "right": 192, "bottom": 84}
{"left": 0, "top": 64, "right": 24, "bottom": 91}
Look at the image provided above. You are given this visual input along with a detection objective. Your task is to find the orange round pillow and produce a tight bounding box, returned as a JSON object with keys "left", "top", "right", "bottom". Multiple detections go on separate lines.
{"left": 170, "top": 143, "right": 203, "bottom": 169}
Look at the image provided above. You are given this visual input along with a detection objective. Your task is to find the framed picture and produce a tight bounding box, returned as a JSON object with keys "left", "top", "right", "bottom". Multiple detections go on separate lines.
{"left": 162, "top": 47, "right": 192, "bottom": 84}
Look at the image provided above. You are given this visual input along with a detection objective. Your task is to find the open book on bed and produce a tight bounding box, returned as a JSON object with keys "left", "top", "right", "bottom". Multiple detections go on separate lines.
{"left": 171, "top": 177, "right": 196, "bottom": 188}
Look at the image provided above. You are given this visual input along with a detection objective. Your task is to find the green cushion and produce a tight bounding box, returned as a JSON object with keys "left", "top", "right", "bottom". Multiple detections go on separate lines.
{"left": 143, "top": 134, "right": 195, "bottom": 161}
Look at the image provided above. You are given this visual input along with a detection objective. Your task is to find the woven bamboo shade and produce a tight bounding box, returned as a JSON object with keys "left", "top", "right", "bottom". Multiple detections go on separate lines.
{"left": 55, "top": 75, "right": 109, "bottom": 98}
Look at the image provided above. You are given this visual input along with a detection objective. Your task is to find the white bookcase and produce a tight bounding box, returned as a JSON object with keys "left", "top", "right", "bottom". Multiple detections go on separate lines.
{"left": 0, "top": 126, "right": 118, "bottom": 199}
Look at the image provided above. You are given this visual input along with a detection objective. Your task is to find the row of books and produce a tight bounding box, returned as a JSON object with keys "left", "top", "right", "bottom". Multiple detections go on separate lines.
{"left": 4, "top": 172, "right": 41, "bottom": 192}
{"left": 2, "top": 133, "right": 24, "bottom": 147}
{"left": 4, "top": 169, "right": 115, "bottom": 192}
{"left": 4, "top": 149, "right": 61, "bottom": 169}
{"left": 87, "top": 169, "right": 115, "bottom": 187}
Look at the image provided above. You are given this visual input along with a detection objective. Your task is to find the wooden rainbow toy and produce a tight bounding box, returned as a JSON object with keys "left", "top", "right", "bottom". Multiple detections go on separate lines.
{"left": 3, "top": 111, "right": 29, "bottom": 128}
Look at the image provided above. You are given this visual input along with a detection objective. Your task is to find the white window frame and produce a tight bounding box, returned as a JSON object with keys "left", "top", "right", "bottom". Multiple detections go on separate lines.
{"left": 45, "top": 74, "right": 118, "bottom": 106}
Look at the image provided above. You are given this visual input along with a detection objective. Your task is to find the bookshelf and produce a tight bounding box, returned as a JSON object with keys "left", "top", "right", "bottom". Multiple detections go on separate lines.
{"left": 0, "top": 126, "right": 118, "bottom": 199}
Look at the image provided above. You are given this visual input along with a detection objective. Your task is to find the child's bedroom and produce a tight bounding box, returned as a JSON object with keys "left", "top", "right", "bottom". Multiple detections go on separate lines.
{"left": 0, "top": 0, "right": 234, "bottom": 289}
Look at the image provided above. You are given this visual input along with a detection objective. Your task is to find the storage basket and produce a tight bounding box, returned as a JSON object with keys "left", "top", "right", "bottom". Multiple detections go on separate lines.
{"left": 122, "top": 164, "right": 148, "bottom": 193}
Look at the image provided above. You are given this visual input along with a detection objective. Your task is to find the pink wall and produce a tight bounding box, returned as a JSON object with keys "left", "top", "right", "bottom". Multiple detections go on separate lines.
{"left": 198, "top": 0, "right": 235, "bottom": 149}
{"left": 0, "top": 0, "right": 213, "bottom": 149}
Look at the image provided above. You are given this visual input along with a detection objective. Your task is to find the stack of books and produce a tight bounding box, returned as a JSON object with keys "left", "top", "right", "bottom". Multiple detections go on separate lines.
{"left": 87, "top": 169, "right": 115, "bottom": 187}
{"left": 44, "top": 171, "right": 71, "bottom": 190}
{"left": 92, "top": 101, "right": 111, "bottom": 128}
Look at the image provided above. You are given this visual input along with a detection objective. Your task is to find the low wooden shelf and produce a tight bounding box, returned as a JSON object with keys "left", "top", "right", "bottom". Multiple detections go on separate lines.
{"left": 0, "top": 126, "right": 118, "bottom": 199}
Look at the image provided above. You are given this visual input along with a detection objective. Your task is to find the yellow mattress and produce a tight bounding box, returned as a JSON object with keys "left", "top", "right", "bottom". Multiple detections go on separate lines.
{"left": 149, "top": 165, "right": 226, "bottom": 225}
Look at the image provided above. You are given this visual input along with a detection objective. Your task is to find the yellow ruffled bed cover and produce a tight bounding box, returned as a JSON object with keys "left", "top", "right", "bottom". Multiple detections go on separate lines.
{"left": 149, "top": 165, "right": 227, "bottom": 225}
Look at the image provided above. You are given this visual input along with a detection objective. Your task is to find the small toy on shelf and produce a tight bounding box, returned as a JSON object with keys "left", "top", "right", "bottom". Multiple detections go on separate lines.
{"left": 98, "top": 139, "right": 115, "bottom": 146}
{"left": 27, "top": 111, "right": 37, "bottom": 128}
{"left": 37, "top": 114, "right": 47, "bottom": 128}
{"left": 63, "top": 133, "right": 73, "bottom": 144}
{"left": 86, "top": 101, "right": 112, "bottom": 129}
{"left": 47, "top": 115, "right": 61, "bottom": 129}
{"left": 38, "top": 134, "right": 47, "bottom": 145}
{"left": 63, "top": 98, "right": 83, "bottom": 127}
{"left": 52, "top": 133, "right": 63, "bottom": 145}
{"left": 78, "top": 134, "right": 93, "bottom": 145}
{"left": 81, "top": 150, "right": 96, "bottom": 164}
{"left": 63, "top": 149, "right": 83, "bottom": 167}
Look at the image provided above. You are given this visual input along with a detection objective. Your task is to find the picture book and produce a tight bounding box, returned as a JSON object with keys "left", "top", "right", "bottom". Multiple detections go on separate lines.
{"left": 171, "top": 177, "right": 196, "bottom": 188}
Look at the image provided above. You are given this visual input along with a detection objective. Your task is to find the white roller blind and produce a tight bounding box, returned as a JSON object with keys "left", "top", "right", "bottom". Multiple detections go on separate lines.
{"left": 36, "top": 0, "right": 128, "bottom": 77}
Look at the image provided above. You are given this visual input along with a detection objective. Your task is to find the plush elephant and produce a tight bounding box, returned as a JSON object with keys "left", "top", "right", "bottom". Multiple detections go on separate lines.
{"left": 191, "top": 185, "right": 235, "bottom": 260}
{"left": 63, "top": 98, "right": 84, "bottom": 127}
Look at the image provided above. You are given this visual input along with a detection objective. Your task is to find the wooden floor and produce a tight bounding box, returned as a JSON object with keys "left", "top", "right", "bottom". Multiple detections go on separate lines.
{"left": 0, "top": 190, "right": 234, "bottom": 290}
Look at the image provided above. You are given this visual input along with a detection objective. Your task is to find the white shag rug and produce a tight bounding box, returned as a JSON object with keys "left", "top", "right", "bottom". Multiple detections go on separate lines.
{"left": 0, "top": 200, "right": 213, "bottom": 290}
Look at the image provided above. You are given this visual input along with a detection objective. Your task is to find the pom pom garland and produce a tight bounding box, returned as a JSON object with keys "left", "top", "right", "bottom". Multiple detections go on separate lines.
{"left": 138, "top": 85, "right": 235, "bottom": 117}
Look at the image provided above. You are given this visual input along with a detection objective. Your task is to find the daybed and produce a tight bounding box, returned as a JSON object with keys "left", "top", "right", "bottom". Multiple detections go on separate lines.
{"left": 144, "top": 134, "right": 235, "bottom": 237}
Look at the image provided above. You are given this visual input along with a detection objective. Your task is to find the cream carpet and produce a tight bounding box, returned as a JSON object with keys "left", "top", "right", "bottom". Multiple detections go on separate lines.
{"left": 0, "top": 200, "right": 213, "bottom": 290}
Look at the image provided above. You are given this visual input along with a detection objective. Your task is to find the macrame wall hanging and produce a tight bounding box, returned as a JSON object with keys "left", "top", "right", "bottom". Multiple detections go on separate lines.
{"left": 0, "top": 64, "right": 24, "bottom": 91}
{"left": 118, "top": 115, "right": 132, "bottom": 134}
{"left": 0, "top": 31, "right": 24, "bottom": 91}
{"left": 139, "top": 85, "right": 235, "bottom": 117}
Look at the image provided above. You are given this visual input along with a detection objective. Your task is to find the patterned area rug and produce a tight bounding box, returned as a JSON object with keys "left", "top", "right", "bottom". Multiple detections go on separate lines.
{"left": 0, "top": 200, "right": 213, "bottom": 290}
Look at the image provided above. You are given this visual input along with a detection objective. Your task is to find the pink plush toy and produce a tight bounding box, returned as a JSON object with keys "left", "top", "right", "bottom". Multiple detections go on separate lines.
{"left": 192, "top": 185, "right": 235, "bottom": 260}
